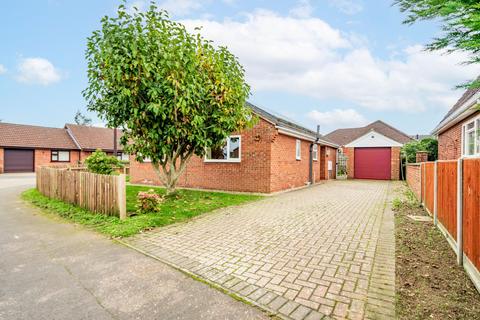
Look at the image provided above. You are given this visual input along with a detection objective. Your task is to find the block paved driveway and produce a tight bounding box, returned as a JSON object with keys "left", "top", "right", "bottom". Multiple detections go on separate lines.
{"left": 125, "top": 180, "right": 396, "bottom": 320}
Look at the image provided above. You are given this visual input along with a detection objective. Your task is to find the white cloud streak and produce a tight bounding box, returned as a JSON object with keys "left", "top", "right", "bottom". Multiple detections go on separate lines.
{"left": 181, "top": 10, "right": 480, "bottom": 113}
{"left": 0, "top": 64, "right": 6, "bottom": 75}
{"left": 308, "top": 108, "right": 369, "bottom": 131}
{"left": 16, "top": 57, "right": 61, "bottom": 86}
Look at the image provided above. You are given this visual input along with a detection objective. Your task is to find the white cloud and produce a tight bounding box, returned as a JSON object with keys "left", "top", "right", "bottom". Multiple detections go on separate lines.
{"left": 308, "top": 108, "right": 369, "bottom": 130}
{"left": 182, "top": 11, "right": 480, "bottom": 113}
{"left": 327, "top": 0, "right": 363, "bottom": 15}
{"left": 290, "top": 0, "right": 313, "bottom": 18}
{"left": 16, "top": 58, "right": 61, "bottom": 85}
{"left": 127, "top": 0, "right": 216, "bottom": 16}
{"left": 0, "top": 64, "right": 6, "bottom": 74}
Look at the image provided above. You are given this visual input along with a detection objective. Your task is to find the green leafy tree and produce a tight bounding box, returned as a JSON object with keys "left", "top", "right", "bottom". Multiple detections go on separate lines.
{"left": 85, "top": 149, "right": 123, "bottom": 175}
{"left": 74, "top": 110, "right": 92, "bottom": 126}
{"left": 402, "top": 137, "right": 438, "bottom": 163}
{"left": 394, "top": 0, "right": 480, "bottom": 87}
{"left": 83, "top": 3, "right": 252, "bottom": 194}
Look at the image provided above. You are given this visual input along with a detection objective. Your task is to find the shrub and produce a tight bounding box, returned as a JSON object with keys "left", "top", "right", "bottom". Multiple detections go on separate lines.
{"left": 402, "top": 138, "right": 438, "bottom": 163}
{"left": 136, "top": 189, "right": 163, "bottom": 214}
{"left": 85, "top": 149, "right": 123, "bottom": 175}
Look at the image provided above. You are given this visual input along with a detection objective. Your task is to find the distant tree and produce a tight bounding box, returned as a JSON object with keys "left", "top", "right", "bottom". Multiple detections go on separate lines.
{"left": 74, "top": 110, "right": 92, "bottom": 126}
{"left": 402, "top": 137, "right": 438, "bottom": 163}
{"left": 83, "top": 3, "right": 253, "bottom": 194}
{"left": 394, "top": 0, "right": 480, "bottom": 88}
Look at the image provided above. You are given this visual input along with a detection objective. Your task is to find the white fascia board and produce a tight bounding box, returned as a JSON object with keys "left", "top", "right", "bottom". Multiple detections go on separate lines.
{"left": 345, "top": 130, "right": 403, "bottom": 148}
{"left": 432, "top": 91, "right": 480, "bottom": 135}
{"left": 276, "top": 126, "right": 339, "bottom": 148}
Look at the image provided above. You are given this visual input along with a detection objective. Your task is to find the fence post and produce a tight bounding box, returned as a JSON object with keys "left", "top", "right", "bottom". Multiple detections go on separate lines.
{"left": 117, "top": 174, "right": 127, "bottom": 220}
{"left": 457, "top": 158, "right": 463, "bottom": 266}
{"left": 433, "top": 161, "right": 438, "bottom": 226}
{"left": 422, "top": 163, "right": 426, "bottom": 206}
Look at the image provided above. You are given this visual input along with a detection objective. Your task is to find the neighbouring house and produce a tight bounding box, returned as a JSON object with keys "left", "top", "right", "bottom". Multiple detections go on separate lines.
{"left": 64, "top": 124, "right": 127, "bottom": 161}
{"left": 431, "top": 85, "right": 480, "bottom": 160}
{"left": 130, "top": 103, "right": 339, "bottom": 193}
{"left": 325, "top": 120, "right": 412, "bottom": 180}
{"left": 0, "top": 122, "right": 125, "bottom": 173}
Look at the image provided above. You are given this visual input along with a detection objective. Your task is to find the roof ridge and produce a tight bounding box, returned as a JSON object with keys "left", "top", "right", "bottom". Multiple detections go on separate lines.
{"left": 368, "top": 119, "right": 411, "bottom": 140}
{"left": 0, "top": 121, "right": 65, "bottom": 130}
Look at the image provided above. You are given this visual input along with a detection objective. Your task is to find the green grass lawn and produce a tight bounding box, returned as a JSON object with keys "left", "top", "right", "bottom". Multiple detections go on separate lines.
{"left": 22, "top": 185, "right": 262, "bottom": 238}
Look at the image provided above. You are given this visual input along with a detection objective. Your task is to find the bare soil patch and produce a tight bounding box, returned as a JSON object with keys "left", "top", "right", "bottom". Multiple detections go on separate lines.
{"left": 393, "top": 185, "right": 480, "bottom": 320}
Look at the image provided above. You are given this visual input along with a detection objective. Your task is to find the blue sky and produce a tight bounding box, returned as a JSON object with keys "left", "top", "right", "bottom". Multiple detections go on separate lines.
{"left": 1, "top": 0, "right": 478, "bottom": 135}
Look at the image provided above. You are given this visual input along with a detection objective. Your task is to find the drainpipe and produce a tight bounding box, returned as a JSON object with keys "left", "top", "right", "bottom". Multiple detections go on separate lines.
{"left": 113, "top": 127, "right": 118, "bottom": 157}
{"left": 309, "top": 125, "right": 321, "bottom": 184}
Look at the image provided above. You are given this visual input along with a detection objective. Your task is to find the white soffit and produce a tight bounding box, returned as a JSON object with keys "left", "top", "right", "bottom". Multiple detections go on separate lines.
{"left": 345, "top": 130, "right": 403, "bottom": 148}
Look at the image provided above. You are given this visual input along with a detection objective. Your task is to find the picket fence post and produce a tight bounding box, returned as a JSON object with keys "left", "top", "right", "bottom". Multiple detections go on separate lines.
{"left": 117, "top": 174, "right": 127, "bottom": 220}
{"left": 457, "top": 158, "right": 463, "bottom": 266}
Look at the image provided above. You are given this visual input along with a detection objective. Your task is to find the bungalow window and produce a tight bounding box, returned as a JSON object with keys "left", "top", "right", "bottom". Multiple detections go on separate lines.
{"left": 462, "top": 116, "right": 480, "bottom": 157}
{"left": 296, "top": 139, "right": 301, "bottom": 160}
{"left": 116, "top": 152, "right": 129, "bottom": 161}
{"left": 51, "top": 150, "right": 70, "bottom": 162}
{"left": 205, "top": 136, "right": 241, "bottom": 162}
{"left": 312, "top": 144, "right": 318, "bottom": 161}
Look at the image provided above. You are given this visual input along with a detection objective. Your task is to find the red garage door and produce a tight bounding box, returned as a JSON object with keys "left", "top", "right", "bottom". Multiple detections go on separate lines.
{"left": 354, "top": 147, "right": 391, "bottom": 180}
{"left": 4, "top": 149, "right": 34, "bottom": 173}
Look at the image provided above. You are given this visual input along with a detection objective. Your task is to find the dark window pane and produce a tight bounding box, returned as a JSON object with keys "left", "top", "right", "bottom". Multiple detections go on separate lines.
{"left": 229, "top": 137, "right": 240, "bottom": 159}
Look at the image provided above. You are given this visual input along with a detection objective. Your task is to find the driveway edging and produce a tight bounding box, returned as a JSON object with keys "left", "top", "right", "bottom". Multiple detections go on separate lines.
{"left": 118, "top": 239, "right": 330, "bottom": 320}
{"left": 365, "top": 183, "right": 396, "bottom": 319}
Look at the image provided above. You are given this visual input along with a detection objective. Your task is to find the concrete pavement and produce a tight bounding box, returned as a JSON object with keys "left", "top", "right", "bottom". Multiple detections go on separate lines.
{"left": 0, "top": 173, "right": 266, "bottom": 320}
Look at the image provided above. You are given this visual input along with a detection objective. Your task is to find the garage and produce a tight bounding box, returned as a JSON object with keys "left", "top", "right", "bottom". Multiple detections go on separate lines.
{"left": 4, "top": 149, "right": 34, "bottom": 173}
{"left": 354, "top": 147, "right": 391, "bottom": 180}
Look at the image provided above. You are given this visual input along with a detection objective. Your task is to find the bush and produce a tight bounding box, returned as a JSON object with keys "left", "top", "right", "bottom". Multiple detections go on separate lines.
{"left": 136, "top": 189, "right": 163, "bottom": 214}
{"left": 402, "top": 138, "right": 438, "bottom": 163}
{"left": 85, "top": 149, "right": 123, "bottom": 175}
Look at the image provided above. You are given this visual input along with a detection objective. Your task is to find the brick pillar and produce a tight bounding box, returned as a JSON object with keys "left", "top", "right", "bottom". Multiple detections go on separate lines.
{"left": 416, "top": 151, "right": 428, "bottom": 163}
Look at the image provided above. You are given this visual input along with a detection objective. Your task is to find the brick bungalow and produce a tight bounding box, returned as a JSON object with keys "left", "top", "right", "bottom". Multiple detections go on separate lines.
{"left": 432, "top": 85, "right": 480, "bottom": 160}
{"left": 325, "top": 120, "right": 412, "bottom": 180}
{"left": 130, "top": 103, "right": 339, "bottom": 193}
{"left": 0, "top": 122, "right": 124, "bottom": 173}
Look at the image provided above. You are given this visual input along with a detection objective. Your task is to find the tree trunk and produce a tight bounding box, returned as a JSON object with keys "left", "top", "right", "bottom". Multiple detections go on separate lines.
{"left": 151, "top": 152, "right": 193, "bottom": 196}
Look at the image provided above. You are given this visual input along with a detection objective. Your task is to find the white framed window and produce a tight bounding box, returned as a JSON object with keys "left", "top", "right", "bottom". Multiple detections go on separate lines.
{"left": 51, "top": 150, "right": 70, "bottom": 162}
{"left": 116, "top": 152, "right": 129, "bottom": 161}
{"left": 312, "top": 144, "right": 318, "bottom": 161}
{"left": 296, "top": 139, "right": 301, "bottom": 160}
{"left": 461, "top": 115, "right": 480, "bottom": 157}
{"left": 205, "top": 135, "right": 241, "bottom": 162}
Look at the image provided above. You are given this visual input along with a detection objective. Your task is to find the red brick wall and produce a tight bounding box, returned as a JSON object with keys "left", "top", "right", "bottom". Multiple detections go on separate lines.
{"left": 130, "top": 118, "right": 275, "bottom": 193}
{"left": 344, "top": 147, "right": 355, "bottom": 179}
{"left": 437, "top": 111, "right": 480, "bottom": 160}
{"left": 269, "top": 134, "right": 316, "bottom": 193}
{"left": 416, "top": 151, "right": 428, "bottom": 163}
{"left": 406, "top": 164, "right": 421, "bottom": 200}
{"left": 391, "top": 147, "right": 401, "bottom": 180}
{"left": 130, "top": 118, "right": 338, "bottom": 193}
{"left": 34, "top": 149, "right": 80, "bottom": 171}
{"left": 0, "top": 148, "right": 3, "bottom": 173}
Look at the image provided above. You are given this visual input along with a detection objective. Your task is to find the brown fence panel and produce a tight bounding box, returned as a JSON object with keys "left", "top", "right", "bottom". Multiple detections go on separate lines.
{"left": 463, "top": 159, "right": 480, "bottom": 271}
{"left": 424, "top": 162, "right": 435, "bottom": 215}
{"left": 437, "top": 161, "right": 457, "bottom": 239}
{"left": 36, "top": 167, "right": 125, "bottom": 217}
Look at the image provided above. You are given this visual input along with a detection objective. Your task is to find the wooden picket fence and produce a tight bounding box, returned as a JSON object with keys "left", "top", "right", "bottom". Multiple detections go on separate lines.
{"left": 36, "top": 167, "right": 126, "bottom": 219}
{"left": 407, "top": 159, "right": 480, "bottom": 292}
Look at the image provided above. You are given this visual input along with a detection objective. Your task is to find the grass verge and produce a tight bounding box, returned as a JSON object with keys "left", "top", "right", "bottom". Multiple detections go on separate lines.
{"left": 393, "top": 185, "right": 480, "bottom": 319}
{"left": 22, "top": 185, "right": 262, "bottom": 238}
